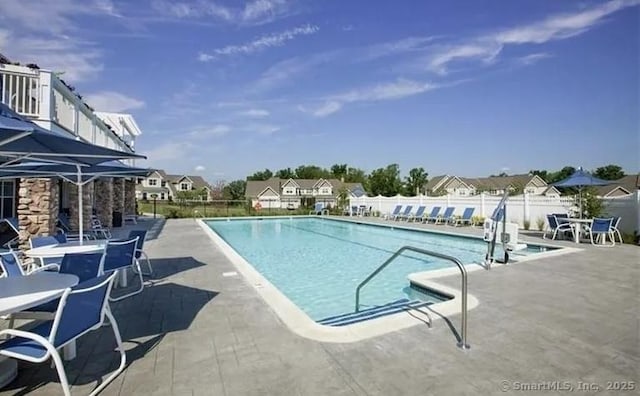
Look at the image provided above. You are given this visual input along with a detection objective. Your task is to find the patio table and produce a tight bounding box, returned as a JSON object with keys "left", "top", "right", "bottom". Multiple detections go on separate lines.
{"left": 0, "top": 272, "right": 78, "bottom": 388}
{"left": 558, "top": 218, "right": 593, "bottom": 244}
{"left": 25, "top": 240, "right": 130, "bottom": 287}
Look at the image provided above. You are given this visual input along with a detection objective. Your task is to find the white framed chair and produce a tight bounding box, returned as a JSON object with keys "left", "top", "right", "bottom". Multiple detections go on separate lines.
{"left": 0, "top": 273, "right": 125, "bottom": 396}
{"left": 103, "top": 237, "right": 143, "bottom": 301}
{"left": 588, "top": 218, "right": 615, "bottom": 247}
{"left": 610, "top": 217, "right": 623, "bottom": 243}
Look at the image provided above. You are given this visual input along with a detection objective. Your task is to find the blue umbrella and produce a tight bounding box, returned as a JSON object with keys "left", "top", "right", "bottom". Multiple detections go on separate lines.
{"left": 553, "top": 167, "right": 609, "bottom": 218}
{"left": 0, "top": 103, "right": 145, "bottom": 166}
{"left": 0, "top": 161, "right": 153, "bottom": 242}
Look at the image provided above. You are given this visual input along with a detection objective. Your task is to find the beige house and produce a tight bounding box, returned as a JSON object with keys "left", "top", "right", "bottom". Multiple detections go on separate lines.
{"left": 425, "top": 174, "right": 560, "bottom": 197}
{"left": 594, "top": 174, "right": 640, "bottom": 197}
{"left": 245, "top": 178, "right": 366, "bottom": 209}
{"left": 136, "top": 170, "right": 213, "bottom": 201}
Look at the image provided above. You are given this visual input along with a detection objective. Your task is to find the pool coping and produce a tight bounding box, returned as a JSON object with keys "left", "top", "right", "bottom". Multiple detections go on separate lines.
{"left": 197, "top": 216, "right": 579, "bottom": 343}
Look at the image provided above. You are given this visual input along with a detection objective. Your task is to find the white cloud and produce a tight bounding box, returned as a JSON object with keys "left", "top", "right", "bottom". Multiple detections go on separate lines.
{"left": 143, "top": 141, "right": 195, "bottom": 163}
{"left": 517, "top": 52, "right": 553, "bottom": 66}
{"left": 244, "top": 124, "right": 280, "bottom": 135}
{"left": 425, "top": 0, "right": 639, "bottom": 74}
{"left": 198, "top": 24, "right": 318, "bottom": 61}
{"left": 188, "top": 125, "right": 231, "bottom": 139}
{"left": 194, "top": 165, "right": 206, "bottom": 172}
{"left": 237, "top": 109, "right": 270, "bottom": 117}
{"left": 85, "top": 91, "right": 145, "bottom": 112}
{"left": 300, "top": 101, "right": 342, "bottom": 117}
{"left": 151, "top": 0, "right": 293, "bottom": 25}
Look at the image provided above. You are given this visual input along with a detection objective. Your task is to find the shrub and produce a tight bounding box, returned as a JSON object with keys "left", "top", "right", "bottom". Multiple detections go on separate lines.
{"left": 536, "top": 217, "right": 546, "bottom": 231}
{"left": 523, "top": 219, "right": 531, "bottom": 230}
{"left": 471, "top": 216, "right": 485, "bottom": 226}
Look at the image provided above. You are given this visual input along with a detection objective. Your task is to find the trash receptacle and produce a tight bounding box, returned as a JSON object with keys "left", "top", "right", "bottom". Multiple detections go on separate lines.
{"left": 112, "top": 211, "right": 123, "bottom": 227}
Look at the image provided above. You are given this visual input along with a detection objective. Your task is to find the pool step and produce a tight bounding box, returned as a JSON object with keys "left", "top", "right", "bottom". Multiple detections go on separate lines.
{"left": 317, "top": 299, "right": 428, "bottom": 327}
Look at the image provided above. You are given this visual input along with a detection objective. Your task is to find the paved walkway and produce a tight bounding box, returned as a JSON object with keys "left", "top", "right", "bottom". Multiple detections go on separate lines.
{"left": 1, "top": 217, "right": 638, "bottom": 395}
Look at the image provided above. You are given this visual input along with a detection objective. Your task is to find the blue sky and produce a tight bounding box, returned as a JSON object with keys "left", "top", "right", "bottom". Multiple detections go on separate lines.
{"left": 0, "top": 0, "right": 638, "bottom": 182}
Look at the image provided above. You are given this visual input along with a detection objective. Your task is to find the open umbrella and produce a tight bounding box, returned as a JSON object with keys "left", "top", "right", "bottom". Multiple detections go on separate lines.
{"left": 553, "top": 167, "right": 609, "bottom": 218}
{"left": 0, "top": 161, "right": 153, "bottom": 243}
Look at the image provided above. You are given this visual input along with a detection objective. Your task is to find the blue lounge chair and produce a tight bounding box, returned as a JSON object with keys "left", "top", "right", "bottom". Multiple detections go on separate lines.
{"left": 57, "top": 213, "right": 92, "bottom": 241}
{"left": 387, "top": 205, "right": 402, "bottom": 220}
{"left": 436, "top": 207, "right": 455, "bottom": 224}
{"left": 423, "top": 207, "right": 441, "bottom": 223}
{"left": 406, "top": 206, "right": 426, "bottom": 222}
{"left": 0, "top": 273, "right": 126, "bottom": 396}
{"left": 452, "top": 208, "right": 475, "bottom": 226}
{"left": 395, "top": 205, "right": 413, "bottom": 221}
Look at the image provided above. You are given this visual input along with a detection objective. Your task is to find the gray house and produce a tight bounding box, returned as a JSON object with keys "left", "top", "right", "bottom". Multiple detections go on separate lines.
{"left": 245, "top": 178, "right": 366, "bottom": 209}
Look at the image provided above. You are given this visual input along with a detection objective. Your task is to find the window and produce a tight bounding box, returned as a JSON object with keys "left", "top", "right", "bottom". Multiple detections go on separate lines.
{"left": 161, "top": 181, "right": 166, "bottom": 187}
{"left": 0, "top": 180, "right": 15, "bottom": 218}
{"left": 320, "top": 187, "right": 330, "bottom": 195}
{"left": 181, "top": 183, "right": 189, "bottom": 190}
{"left": 284, "top": 188, "right": 295, "bottom": 195}
{"left": 148, "top": 179, "right": 158, "bottom": 186}
{"left": 161, "top": 193, "right": 165, "bottom": 200}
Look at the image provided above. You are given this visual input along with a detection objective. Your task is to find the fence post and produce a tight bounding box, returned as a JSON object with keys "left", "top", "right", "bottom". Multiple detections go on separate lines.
{"left": 480, "top": 192, "right": 486, "bottom": 217}
{"left": 446, "top": 194, "right": 451, "bottom": 207}
{"left": 524, "top": 192, "right": 530, "bottom": 224}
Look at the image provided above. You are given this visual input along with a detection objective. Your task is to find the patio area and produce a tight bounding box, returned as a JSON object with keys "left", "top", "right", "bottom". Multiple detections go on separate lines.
{"left": 1, "top": 216, "right": 638, "bottom": 395}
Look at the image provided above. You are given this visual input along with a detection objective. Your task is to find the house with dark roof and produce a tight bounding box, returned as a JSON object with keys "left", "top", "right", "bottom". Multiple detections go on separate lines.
{"left": 245, "top": 178, "right": 366, "bottom": 209}
{"left": 135, "top": 170, "right": 213, "bottom": 201}
{"left": 425, "top": 174, "right": 560, "bottom": 197}
{"left": 594, "top": 174, "right": 640, "bottom": 197}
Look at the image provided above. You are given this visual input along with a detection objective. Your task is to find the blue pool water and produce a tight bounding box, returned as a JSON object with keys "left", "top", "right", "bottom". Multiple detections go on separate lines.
{"left": 206, "top": 217, "right": 545, "bottom": 321}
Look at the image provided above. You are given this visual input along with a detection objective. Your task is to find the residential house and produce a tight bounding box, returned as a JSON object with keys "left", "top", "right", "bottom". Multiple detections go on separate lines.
{"left": 136, "top": 170, "right": 213, "bottom": 201}
{"left": 425, "top": 174, "right": 559, "bottom": 197}
{"left": 594, "top": 174, "right": 640, "bottom": 197}
{"left": 245, "top": 178, "right": 366, "bottom": 209}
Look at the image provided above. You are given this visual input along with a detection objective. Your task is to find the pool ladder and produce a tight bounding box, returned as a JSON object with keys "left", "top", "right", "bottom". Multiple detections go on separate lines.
{"left": 354, "top": 246, "right": 470, "bottom": 350}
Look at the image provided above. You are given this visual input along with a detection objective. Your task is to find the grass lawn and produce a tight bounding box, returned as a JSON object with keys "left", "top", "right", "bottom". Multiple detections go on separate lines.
{"left": 137, "top": 201, "right": 313, "bottom": 218}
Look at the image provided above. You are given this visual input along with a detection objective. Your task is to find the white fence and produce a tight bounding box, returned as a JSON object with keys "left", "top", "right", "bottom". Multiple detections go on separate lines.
{"left": 350, "top": 191, "right": 640, "bottom": 234}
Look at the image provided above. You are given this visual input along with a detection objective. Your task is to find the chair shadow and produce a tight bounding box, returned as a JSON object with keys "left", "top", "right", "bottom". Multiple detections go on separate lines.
{"left": 5, "top": 282, "right": 219, "bottom": 394}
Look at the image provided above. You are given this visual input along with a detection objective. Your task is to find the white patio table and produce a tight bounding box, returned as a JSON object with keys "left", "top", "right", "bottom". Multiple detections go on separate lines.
{"left": 558, "top": 218, "right": 593, "bottom": 244}
{"left": 24, "top": 240, "right": 130, "bottom": 287}
{"left": 0, "top": 273, "right": 79, "bottom": 388}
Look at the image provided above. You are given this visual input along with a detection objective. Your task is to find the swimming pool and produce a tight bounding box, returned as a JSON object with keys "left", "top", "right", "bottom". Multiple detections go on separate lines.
{"left": 205, "top": 217, "right": 554, "bottom": 323}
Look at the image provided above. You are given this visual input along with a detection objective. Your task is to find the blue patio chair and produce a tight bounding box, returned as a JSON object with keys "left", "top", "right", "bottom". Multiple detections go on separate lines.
{"left": 387, "top": 205, "right": 402, "bottom": 220}
{"left": 103, "top": 238, "right": 143, "bottom": 301}
{"left": 423, "top": 207, "right": 442, "bottom": 223}
{"left": 0, "top": 251, "right": 58, "bottom": 277}
{"left": 91, "top": 216, "right": 112, "bottom": 239}
{"left": 395, "top": 205, "right": 413, "bottom": 221}
{"left": 588, "top": 218, "right": 615, "bottom": 247}
{"left": 545, "top": 214, "right": 574, "bottom": 240}
{"left": 436, "top": 207, "right": 456, "bottom": 225}
{"left": 128, "top": 230, "right": 152, "bottom": 277}
{"left": 406, "top": 206, "right": 426, "bottom": 222}
{"left": 350, "top": 205, "right": 359, "bottom": 216}
{"left": 30, "top": 235, "right": 62, "bottom": 271}
{"left": 0, "top": 217, "right": 19, "bottom": 249}
{"left": 610, "top": 217, "right": 623, "bottom": 243}
{"left": 0, "top": 273, "right": 126, "bottom": 396}
{"left": 57, "top": 213, "right": 92, "bottom": 241}
{"left": 453, "top": 207, "right": 475, "bottom": 226}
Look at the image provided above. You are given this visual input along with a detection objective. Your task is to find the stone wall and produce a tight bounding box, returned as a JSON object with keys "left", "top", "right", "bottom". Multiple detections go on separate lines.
{"left": 124, "top": 179, "right": 136, "bottom": 215}
{"left": 113, "top": 178, "right": 125, "bottom": 225}
{"left": 69, "top": 181, "right": 93, "bottom": 232}
{"left": 94, "top": 178, "right": 114, "bottom": 228}
{"left": 17, "top": 178, "right": 59, "bottom": 251}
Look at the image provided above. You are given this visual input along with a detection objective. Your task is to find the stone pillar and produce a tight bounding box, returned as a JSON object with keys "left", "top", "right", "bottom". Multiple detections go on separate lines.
{"left": 69, "top": 181, "right": 93, "bottom": 231}
{"left": 94, "top": 178, "right": 114, "bottom": 227}
{"left": 113, "top": 178, "right": 125, "bottom": 225}
{"left": 124, "top": 179, "right": 136, "bottom": 215}
{"left": 17, "top": 178, "right": 59, "bottom": 251}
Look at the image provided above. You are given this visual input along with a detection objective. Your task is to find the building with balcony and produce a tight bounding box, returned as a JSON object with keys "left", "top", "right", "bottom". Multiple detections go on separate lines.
{"left": 0, "top": 54, "right": 143, "bottom": 248}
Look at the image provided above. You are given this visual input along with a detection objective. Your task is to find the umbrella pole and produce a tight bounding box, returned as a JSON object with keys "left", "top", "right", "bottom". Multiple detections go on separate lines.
{"left": 77, "top": 166, "right": 83, "bottom": 245}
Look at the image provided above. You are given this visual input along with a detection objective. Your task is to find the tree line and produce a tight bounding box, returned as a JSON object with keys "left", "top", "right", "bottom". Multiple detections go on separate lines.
{"left": 220, "top": 163, "right": 628, "bottom": 200}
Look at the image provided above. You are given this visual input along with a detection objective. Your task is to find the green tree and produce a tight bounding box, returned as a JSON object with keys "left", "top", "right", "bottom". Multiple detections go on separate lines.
{"left": 594, "top": 164, "right": 625, "bottom": 180}
{"left": 344, "top": 167, "right": 367, "bottom": 184}
{"left": 330, "top": 164, "right": 348, "bottom": 179}
{"left": 529, "top": 169, "right": 549, "bottom": 182}
{"left": 223, "top": 180, "right": 246, "bottom": 201}
{"left": 275, "top": 168, "right": 295, "bottom": 179}
{"left": 404, "top": 167, "right": 428, "bottom": 196}
{"left": 246, "top": 169, "right": 273, "bottom": 181}
{"left": 547, "top": 166, "right": 575, "bottom": 184}
{"left": 581, "top": 187, "right": 604, "bottom": 218}
{"left": 368, "top": 164, "right": 402, "bottom": 196}
{"left": 294, "top": 165, "right": 329, "bottom": 179}
{"left": 335, "top": 186, "right": 350, "bottom": 211}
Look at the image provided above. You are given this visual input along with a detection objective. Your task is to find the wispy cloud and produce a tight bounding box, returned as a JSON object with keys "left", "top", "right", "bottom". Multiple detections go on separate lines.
{"left": 194, "top": 165, "right": 206, "bottom": 172}
{"left": 302, "top": 79, "right": 439, "bottom": 117}
{"left": 237, "top": 109, "right": 270, "bottom": 117}
{"left": 198, "top": 24, "right": 318, "bottom": 61}
{"left": 425, "top": 0, "right": 639, "bottom": 74}
{"left": 151, "top": 0, "right": 295, "bottom": 25}
{"left": 517, "top": 52, "right": 553, "bottom": 66}
{"left": 85, "top": 91, "right": 145, "bottom": 112}
{"left": 187, "top": 125, "right": 232, "bottom": 139}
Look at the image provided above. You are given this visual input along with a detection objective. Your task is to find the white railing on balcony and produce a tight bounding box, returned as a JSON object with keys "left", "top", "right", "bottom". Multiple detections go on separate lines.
{"left": 0, "top": 63, "right": 135, "bottom": 154}
{"left": 0, "top": 65, "right": 40, "bottom": 116}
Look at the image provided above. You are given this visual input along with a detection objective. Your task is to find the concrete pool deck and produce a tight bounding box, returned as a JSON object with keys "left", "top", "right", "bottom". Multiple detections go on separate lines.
{"left": 1, "top": 216, "right": 638, "bottom": 395}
